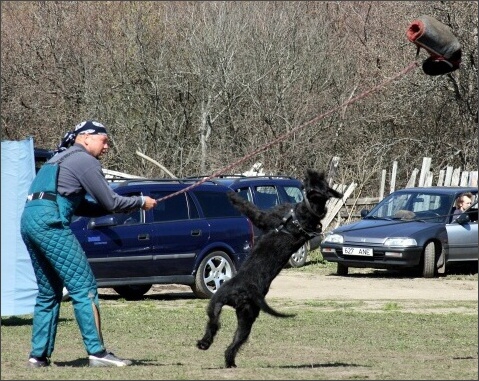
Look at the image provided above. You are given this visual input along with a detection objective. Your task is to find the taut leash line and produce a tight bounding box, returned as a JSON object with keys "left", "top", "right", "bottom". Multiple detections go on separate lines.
{"left": 156, "top": 61, "right": 419, "bottom": 203}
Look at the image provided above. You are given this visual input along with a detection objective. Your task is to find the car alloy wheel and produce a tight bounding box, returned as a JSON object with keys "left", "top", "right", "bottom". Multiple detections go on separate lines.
{"left": 192, "top": 251, "right": 236, "bottom": 299}
{"left": 285, "top": 243, "right": 308, "bottom": 268}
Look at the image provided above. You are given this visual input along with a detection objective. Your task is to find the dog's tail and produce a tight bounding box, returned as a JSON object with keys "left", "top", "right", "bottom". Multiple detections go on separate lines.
{"left": 256, "top": 297, "right": 296, "bottom": 318}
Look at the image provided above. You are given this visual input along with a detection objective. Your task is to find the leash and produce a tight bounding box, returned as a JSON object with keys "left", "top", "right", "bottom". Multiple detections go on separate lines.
{"left": 156, "top": 61, "right": 419, "bottom": 203}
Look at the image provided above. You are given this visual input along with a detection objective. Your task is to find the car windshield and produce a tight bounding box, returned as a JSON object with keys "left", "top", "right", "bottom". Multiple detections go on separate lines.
{"left": 366, "top": 191, "right": 454, "bottom": 223}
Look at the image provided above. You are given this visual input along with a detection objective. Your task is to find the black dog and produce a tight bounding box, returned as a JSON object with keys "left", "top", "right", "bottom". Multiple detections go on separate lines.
{"left": 196, "top": 169, "right": 343, "bottom": 368}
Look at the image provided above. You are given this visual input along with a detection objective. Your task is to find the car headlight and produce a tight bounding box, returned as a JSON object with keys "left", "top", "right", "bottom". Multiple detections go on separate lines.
{"left": 383, "top": 237, "right": 417, "bottom": 247}
{"left": 322, "top": 233, "right": 344, "bottom": 244}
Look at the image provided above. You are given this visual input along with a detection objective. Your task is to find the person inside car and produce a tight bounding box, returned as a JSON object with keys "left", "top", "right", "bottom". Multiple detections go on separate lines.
{"left": 451, "top": 192, "right": 473, "bottom": 222}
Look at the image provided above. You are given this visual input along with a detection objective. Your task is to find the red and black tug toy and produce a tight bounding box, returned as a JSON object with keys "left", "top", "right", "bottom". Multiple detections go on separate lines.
{"left": 407, "top": 15, "right": 462, "bottom": 76}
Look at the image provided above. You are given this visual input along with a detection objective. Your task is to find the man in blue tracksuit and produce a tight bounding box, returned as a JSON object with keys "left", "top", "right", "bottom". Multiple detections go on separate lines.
{"left": 20, "top": 121, "right": 157, "bottom": 367}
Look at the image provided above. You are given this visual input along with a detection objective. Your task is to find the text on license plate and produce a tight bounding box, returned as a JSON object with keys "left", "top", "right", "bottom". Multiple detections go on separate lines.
{"left": 342, "top": 247, "right": 373, "bottom": 256}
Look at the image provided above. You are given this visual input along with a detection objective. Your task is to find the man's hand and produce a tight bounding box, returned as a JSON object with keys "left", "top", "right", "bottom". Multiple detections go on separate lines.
{"left": 141, "top": 196, "right": 157, "bottom": 211}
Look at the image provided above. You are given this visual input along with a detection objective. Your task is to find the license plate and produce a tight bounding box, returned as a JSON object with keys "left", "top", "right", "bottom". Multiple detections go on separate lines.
{"left": 342, "top": 247, "right": 373, "bottom": 256}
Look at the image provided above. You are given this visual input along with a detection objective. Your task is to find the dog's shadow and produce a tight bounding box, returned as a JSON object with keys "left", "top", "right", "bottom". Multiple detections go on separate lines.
{"left": 273, "top": 361, "right": 367, "bottom": 369}
{"left": 97, "top": 292, "right": 196, "bottom": 301}
{"left": 203, "top": 361, "right": 367, "bottom": 370}
{"left": 53, "top": 357, "right": 368, "bottom": 369}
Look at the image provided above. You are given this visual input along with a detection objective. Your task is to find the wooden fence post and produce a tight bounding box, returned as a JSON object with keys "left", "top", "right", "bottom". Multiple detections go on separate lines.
{"left": 406, "top": 168, "right": 418, "bottom": 188}
{"left": 327, "top": 156, "right": 340, "bottom": 187}
{"left": 444, "top": 166, "right": 453, "bottom": 186}
{"left": 322, "top": 182, "right": 357, "bottom": 230}
{"left": 390, "top": 161, "right": 397, "bottom": 194}
{"left": 469, "top": 171, "right": 478, "bottom": 186}
{"left": 451, "top": 167, "right": 461, "bottom": 186}
{"left": 424, "top": 171, "right": 433, "bottom": 186}
{"left": 437, "top": 170, "right": 445, "bottom": 186}
{"left": 379, "top": 169, "right": 386, "bottom": 201}
{"left": 460, "top": 171, "right": 470, "bottom": 186}
{"left": 418, "top": 157, "right": 431, "bottom": 187}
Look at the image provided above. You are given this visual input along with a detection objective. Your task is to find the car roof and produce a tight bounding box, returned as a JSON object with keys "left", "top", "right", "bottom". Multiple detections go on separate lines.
{"left": 111, "top": 178, "right": 231, "bottom": 191}
{"left": 393, "top": 186, "right": 477, "bottom": 195}
{"left": 188, "top": 175, "right": 302, "bottom": 188}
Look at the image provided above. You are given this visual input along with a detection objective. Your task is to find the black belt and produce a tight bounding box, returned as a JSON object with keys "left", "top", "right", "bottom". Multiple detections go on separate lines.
{"left": 27, "top": 192, "right": 57, "bottom": 202}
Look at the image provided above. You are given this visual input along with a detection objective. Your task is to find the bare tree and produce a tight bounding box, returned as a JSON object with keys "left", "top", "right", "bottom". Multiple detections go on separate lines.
{"left": 2, "top": 1, "right": 477, "bottom": 194}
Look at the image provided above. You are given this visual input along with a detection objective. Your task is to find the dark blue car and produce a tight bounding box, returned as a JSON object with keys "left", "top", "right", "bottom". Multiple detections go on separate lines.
{"left": 70, "top": 179, "right": 254, "bottom": 299}
{"left": 190, "top": 174, "right": 320, "bottom": 267}
{"left": 321, "top": 186, "right": 478, "bottom": 277}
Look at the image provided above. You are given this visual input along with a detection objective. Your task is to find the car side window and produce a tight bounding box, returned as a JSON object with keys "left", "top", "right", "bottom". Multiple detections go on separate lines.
{"left": 235, "top": 187, "right": 253, "bottom": 203}
{"left": 284, "top": 186, "right": 303, "bottom": 203}
{"left": 254, "top": 186, "right": 279, "bottom": 210}
{"left": 194, "top": 191, "right": 242, "bottom": 218}
{"left": 100, "top": 191, "right": 143, "bottom": 225}
{"left": 151, "top": 191, "right": 190, "bottom": 222}
{"left": 115, "top": 209, "right": 142, "bottom": 225}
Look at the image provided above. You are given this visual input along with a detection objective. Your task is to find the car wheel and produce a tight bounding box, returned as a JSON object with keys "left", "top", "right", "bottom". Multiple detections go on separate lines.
{"left": 337, "top": 263, "right": 349, "bottom": 275}
{"left": 285, "top": 243, "right": 308, "bottom": 268}
{"left": 422, "top": 242, "right": 437, "bottom": 278}
{"left": 113, "top": 284, "right": 152, "bottom": 300}
{"left": 192, "top": 251, "right": 236, "bottom": 299}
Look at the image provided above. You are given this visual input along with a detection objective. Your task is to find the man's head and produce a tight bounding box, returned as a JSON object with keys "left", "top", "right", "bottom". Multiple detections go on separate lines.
{"left": 455, "top": 192, "right": 473, "bottom": 211}
{"left": 74, "top": 120, "right": 108, "bottom": 136}
{"left": 74, "top": 121, "right": 109, "bottom": 158}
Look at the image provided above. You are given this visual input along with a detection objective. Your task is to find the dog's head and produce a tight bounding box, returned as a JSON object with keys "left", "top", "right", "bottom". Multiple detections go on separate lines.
{"left": 303, "top": 169, "right": 343, "bottom": 204}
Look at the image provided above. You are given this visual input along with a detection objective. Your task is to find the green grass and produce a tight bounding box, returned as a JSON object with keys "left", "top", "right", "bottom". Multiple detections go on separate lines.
{"left": 2, "top": 249, "right": 477, "bottom": 379}
{"left": 2, "top": 294, "right": 477, "bottom": 380}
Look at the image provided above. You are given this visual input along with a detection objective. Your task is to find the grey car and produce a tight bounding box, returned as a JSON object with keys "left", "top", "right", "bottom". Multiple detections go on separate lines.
{"left": 321, "top": 187, "right": 478, "bottom": 277}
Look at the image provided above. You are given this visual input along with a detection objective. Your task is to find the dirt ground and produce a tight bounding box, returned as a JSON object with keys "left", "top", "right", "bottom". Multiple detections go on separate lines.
{"left": 267, "top": 271, "right": 478, "bottom": 301}
{"left": 99, "top": 268, "right": 478, "bottom": 308}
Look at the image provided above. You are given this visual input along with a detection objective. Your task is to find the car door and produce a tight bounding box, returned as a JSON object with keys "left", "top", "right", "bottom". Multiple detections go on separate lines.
{"left": 147, "top": 190, "right": 209, "bottom": 276}
{"left": 446, "top": 199, "right": 478, "bottom": 262}
{"left": 80, "top": 197, "right": 153, "bottom": 280}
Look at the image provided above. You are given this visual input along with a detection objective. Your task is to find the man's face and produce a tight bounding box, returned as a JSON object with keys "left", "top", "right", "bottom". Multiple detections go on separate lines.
{"left": 85, "top": 134, "right": 109, "bottom": 158}
{"left": 460, "top": 196, "right": 472, "bottom": 211}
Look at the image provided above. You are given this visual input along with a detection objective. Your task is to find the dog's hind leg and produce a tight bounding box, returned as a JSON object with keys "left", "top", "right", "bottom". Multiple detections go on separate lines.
{"left": 224, "top": 303, "right": 260, "bottom": 368}
{"left": 197, "top": 302, "right": 223, "bottom": 350}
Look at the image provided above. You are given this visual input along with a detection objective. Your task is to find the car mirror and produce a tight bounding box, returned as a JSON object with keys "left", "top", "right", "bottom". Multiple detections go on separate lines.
{"left": 88, "top": 215, "right": 118, "bottom": 229}
{"left": 360, "top": 209, "right": 369, "bottom": 218}
{"left": 455, "top": 213, "right": 470, "bottom": 225}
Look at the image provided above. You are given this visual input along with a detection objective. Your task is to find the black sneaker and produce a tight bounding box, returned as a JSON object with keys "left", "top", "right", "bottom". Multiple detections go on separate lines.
{"left": 27, "top": 357, "right": 50, "bottom": 368}
{"left": 88, "top": 351, "right": 132, "bottom": 367}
